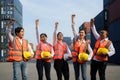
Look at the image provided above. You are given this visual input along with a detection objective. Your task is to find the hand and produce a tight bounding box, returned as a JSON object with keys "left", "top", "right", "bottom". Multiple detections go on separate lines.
{"left": 42, "top": 56, "right": 52, "bottom": 60}
{"left": 8, "top": 18, "right": 15, "bottom": 29}
{"left": 72, "top": 14, "right": 75, "bottom": 24}
{"left": 97, "top": 53, "right": 108, "bottom": 57}
{"left": 23, "top": 56, "right": 31, "bottom": 62}
{"left": 30, "top": 54, "right": 34, "bottom": 58}
{"left": 67, "top": 56, "right": 72, "bottom": 61}
{"left": 35, "top": 19, "right": 39, "bottom": 27}
{"left": 90, "top": 18, "right": 94, "bottom": 27}
{"left": 9, "top": 18, "right": 15, "bottom": 25}
{"left": 86, "top": 39, "right": 91, "bottom": 44}
{"left": 55, "top": 22, "right": 59, "bottom": 30}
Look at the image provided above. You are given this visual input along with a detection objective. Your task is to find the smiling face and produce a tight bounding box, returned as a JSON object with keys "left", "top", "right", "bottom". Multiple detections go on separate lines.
{"left": 15, "top": 27, "right": 24, "bottom": 39}
{"left": 17, "top": 29, "right": 24, "bottom": 39}
{"left": 57, "top": 32, "right": 63, "bottom": 41}
{"left": 79, "top": 29, "right": 86, "bottom": 39}
{"left": 100, "top": 30, "right": 108, "bottom": 39}
{"left": 40, "top": 33, "right": 47, "bottom": 42}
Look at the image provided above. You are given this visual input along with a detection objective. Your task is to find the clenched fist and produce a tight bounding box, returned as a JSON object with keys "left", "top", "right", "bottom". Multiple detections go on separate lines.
{"left": 35, "top": 19, "right": 39, "bottom": 27}
{"left": 90, "top": 18, "right": 94, "bottom": 27}
{"left": 72, "top": 14, "right": 76, "bottom": 24}
{"left": 55, "top": 22, "right": 59, "bottom": 29}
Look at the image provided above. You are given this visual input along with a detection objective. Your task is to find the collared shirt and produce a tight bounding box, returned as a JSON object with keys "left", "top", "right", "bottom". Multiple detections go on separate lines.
{"left": 6, "top": 27, "right": 34, "bottom": 55}
{"left": 91, "top": 26, "right": 115, "bottom": 61}
{"left": 72, "top": 23, "right": 93, "bottom": 61}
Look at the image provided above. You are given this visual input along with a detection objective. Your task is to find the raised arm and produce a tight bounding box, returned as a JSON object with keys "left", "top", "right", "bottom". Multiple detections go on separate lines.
{"left": 7, "top": 18, "right": 15, "bottom": 42}
{"left": 71, "top": 14, "right": 78, "bottom": 37}
{"left": 53, "top": 22, "right": 58, "bottom": 45}
{"left": 90, "top": 18, "right": 100, "bottom": 40}
{"left": 35, "top": 19, "right": 40, "bottom": 44}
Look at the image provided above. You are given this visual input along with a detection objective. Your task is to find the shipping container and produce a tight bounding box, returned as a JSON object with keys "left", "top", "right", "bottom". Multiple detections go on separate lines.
{"left": 108, "top": 0, "right": 120, "bottom": 24}
{"left": 89, "top": 0, "right": 120, "bottom": 64}
{"left": 0, "top": 0, "right": 23, "bottom": 62}
{"left": 108, "top": 19, "right": 120, "bottom": 64}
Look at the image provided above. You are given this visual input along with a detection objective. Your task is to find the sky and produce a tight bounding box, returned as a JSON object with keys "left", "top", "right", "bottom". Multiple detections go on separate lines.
{"left": 19, "top": 0, "right": 103, "bottom": 49}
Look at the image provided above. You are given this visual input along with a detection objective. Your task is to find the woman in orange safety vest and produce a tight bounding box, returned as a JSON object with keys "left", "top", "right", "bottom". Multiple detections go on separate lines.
{"left": 35, "top": 19, "right": 54, "bottom": 80}
{"left": 71, "top": 14, "right": 93, "bottom": 80}
{"left": 53, "top": 22, "right": 72, "bottom": 80}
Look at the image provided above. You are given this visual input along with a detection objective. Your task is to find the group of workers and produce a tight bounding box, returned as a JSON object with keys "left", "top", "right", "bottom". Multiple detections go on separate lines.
{"left": 6, "top": 14, "right": 115, "bottom": 80}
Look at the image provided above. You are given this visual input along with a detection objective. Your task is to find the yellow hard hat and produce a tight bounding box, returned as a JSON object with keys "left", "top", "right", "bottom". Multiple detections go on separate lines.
{"left": 78, "top": 53, "right": 88, "bottom": 61}
{"left": 23, "top": 51, "right": 32, "bottom": 59}
{"left": 97, "top": 48, "right": 109, "bottom": 55}
{"left": 41, "top": 51, "right": 51, "bottom": 58}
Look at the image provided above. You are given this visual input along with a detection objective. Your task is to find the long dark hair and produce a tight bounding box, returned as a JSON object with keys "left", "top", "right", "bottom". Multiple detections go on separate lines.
{"left": 57, "top": 32, "right": 63, "bottom": 37}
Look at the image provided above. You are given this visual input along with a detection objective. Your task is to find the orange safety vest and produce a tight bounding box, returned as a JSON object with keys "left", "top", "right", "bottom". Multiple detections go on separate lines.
{"left": 35, "top": 42, "right": 52, "bottom": 62}
{"left": 53, "top": 41, "right": 67, "bottom": 60}
{"left": 93, "top": 38, "right": 111, "bottom": 61}
{"left": 8, "top": 37, "right": 28, "bottom": 62}
{"left": 72, "top": 40, "right": 88, "bottom": 63}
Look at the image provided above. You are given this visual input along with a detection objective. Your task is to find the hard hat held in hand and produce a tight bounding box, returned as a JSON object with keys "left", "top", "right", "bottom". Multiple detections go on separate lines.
{"left": 23, "top": 51, "right": 32, "bottom": 60}
{"left": 97, "top": 48, "right": 109, "bottom": 55}
{"left": 78, "top": 53, "right": 89, "bottom": 62}
{"left": 41, "top": 51, "right": 51, "bottom": 58}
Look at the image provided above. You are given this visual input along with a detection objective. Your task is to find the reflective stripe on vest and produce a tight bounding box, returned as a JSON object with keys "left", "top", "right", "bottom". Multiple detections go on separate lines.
{"left": 35, "top": 45, "right": 42, "bottom": 59}
{"left": 72, "top": 40, "right": 87, "bottom": 63}
{"left": 35, "top": 42, "right": 52, "bottom": 62}
{"left": 93, "top": 38, "right": 111, "bottom": 61}
{"left": 8, "top": 37, "right": 28, "bottom": 62}
{"left": 8, "top": 53, "right": 22, "bottom": 57}
{"left": 53, "top": 41, "right": 67, "bottom": 60}
{"left": 54, "top": 53, "right": 63, "bottom": 57}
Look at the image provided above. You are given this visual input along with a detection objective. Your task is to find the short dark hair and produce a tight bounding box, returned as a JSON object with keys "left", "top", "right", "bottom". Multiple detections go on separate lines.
{"left": 101, "top": 29, "right": 108, "bottom": 36}
{"left": 15, "top": 27, "right": 24, "bottom": 35}
{"left": 40, "top": 33, "right": 47, "bottom": 38}
{"left": 101, "top": 28, "right": 108, "bottom": 32}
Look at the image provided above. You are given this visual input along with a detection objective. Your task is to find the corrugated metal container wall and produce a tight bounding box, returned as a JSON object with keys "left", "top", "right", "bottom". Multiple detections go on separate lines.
{"left": 108, "top": 0, "right": 120, "bottom": 24}
{"left": 108, "top": 19, "right": 120, "bottom": 64}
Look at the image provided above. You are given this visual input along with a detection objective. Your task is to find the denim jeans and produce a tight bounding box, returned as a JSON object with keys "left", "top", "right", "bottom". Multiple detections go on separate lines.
{"left": 13, "top": 61, "right": 28, "bottom": 80}
{"left": 73, "top": 62, "right": 87, "bottom": 80}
